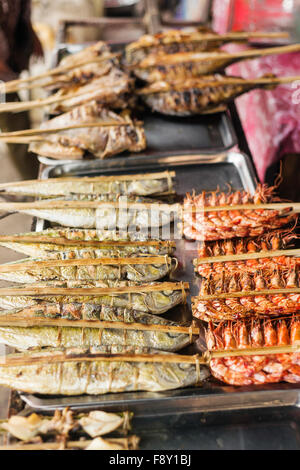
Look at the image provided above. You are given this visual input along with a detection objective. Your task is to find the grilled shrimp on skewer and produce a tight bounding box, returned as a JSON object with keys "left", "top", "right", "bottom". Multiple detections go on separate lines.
{"left": 183, "top": 184, "right": 296, "bottom": 241}
{"left": 207, "top": 317, "right": 300, "bottom": 385}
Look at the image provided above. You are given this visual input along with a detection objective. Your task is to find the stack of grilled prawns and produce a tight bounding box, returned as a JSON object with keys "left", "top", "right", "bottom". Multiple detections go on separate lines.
{"left": 0, "top": 171, "right": 210, "bottom": 396}
{"left": 187, "top": 182, "right": 300, "bottom": 386}
{"left": 1, "top": 29, "right": 300, "bottom": 160}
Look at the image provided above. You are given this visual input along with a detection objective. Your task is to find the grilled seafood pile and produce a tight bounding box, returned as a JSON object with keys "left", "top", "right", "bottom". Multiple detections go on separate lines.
{"left": 189, "top": 182, "right": 300, "bottom": 385}
{"left": 183, "top": 184, "right": 296, "bottom": 241}
{"left": 0, "top": 407, "right": 139, "bottom": 450}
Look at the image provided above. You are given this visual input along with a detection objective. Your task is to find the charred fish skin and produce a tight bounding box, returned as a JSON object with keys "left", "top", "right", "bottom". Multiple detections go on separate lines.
{"left": 0, "top": 358, "right": 208, "bottom": 395}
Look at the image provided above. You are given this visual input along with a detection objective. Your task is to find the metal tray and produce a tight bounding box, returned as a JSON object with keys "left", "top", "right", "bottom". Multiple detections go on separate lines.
{"left": 24, "top": 149, "right": 300, "bottom": 415}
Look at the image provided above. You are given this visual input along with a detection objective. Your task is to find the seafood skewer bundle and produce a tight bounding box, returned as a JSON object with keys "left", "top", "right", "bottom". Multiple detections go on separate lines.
{"left": 0, "top": 408, "right": 139, "bottom": 450}
{"left": 183, "top": 184, "right": 297, "bottom": 241}
{"left": 0, "top": 228, "right": 175, "bottom": 259}
{"left": 132, "top": 45, "right": 300, "bottom": 83}
{"left": 139, "top": 75, "right": 300, "bottom": 116}
{"left": 0, "top": 346, "right": 209, "bottom": 396}
{"left": 206, "top": 318, "right": 300, "bottom": 385}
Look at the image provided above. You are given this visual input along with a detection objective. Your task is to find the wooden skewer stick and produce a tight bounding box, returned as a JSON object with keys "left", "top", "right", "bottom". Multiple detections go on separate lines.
{"left": 4, "top": 54, "right": 119, "bottom": 91}
{"left": 0, "top": 255, "right": 173, "bottom": 272}
{"left": 139, "top": 75, "right": 300, "bottom": 94}
{"left": 0, "top": 171, "right": 176, "bottom": 188}
{"left": 0, "top": 351, "right": 204, "bottom": 367}
{"left": 137, "top": 44, "right": 300, "bottom": 68}
{"left": 0, "top": 121, "right": 142, "bottom": 140}
{"left": 0, "top": 281, "right": 189, "bottom": 296}
{"left": 0, "top": 436, "right": 139, "bottom": 451}
{"left": 0, "top": 235, "right": 176, "bottom": 248}
{"left": 0, "top": 316, "right": 200, "bottom": 335}
{"left": 195, "top": 248, "right": 300, "bottom": 265}
{"left": 0, "top": 200, "right": 181, "bottom": 211}
{"left": 183, "top": 202, "right": 300, "bottom": 213}
{"left": 206, "top": 343, "right": 300, "bottom": 360}
{"left": 193, "top": 287, "right": 300, "bottom": 301}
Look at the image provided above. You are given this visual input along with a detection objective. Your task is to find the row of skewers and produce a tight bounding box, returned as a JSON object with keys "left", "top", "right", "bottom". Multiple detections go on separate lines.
{"left": 1, "top": 29, "right": 300, "bottom": 159}
{"left": 0, "top": 172, "right": 299, "bottom": 393}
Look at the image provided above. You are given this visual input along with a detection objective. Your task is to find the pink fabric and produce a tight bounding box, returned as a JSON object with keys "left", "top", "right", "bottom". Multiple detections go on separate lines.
{"left": 225, "top": 45, "right": 300, "bottom": 181}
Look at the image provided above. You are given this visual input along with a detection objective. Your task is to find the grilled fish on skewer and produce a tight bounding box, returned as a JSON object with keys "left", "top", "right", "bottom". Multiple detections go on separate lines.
{"left": 206, "top": 318, "right": 300, "bottom": 385}
{"left": 139, "top": 74, "right": 300, "bottom": 116}
{"left": 0, "top": 255, "right": 176, "bottom": 283}
{"left": 183, "top": 184, "right": 296, "bottom": 241}
{"left": 125, "top": 30, "right": 290, "bottom": 65}
{"left": 0, "top": 347, "right": 209, "bottom": 395}
{"left": 0, "top": 228, "right": 175, "bottom": 258}
{"left": 0, "top": 310, "right": 191, "bottom": 352}
{"left": 26, "top": 103, "right": 146, "bottom": 160}
{"left": 0, "top": 171, "right": 174, "bottom": 198}
{"left": 0, "top": 195, "right": 178, "bottom": 229}
{"left": 0, "top": 281, "right": 188, "bottom": 314}
{"left": 133, "top": 45, "right": 300, "bottom": 82}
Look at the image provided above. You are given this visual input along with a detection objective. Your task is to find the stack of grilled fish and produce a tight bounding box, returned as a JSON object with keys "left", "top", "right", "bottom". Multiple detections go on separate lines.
{"left": 0, "top": 171, "right": 209, "bottom": 396}
{"left": 125, "top": 29, "right": 300, "bottom": 116}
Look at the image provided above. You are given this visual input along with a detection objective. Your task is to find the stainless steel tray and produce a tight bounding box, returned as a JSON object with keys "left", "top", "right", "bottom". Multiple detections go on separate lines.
{"left": 24, "top": 149, "right": 300, "bottom": 414}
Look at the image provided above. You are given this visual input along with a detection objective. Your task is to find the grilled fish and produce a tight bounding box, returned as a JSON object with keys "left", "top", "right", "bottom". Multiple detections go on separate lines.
{"left": 0, "top": 280, "right": 187, "bottom": 314}
{"left": 59, "top": 41, "right": 111, "bottom": 69}
{"left": 0, "top": 347, "right": 209, "bottom": 395}
{"left": 3, "top": 195, "right": 177, "bottom": 229}
{"left": 0, "top": 228, "right": 175, "bottom": 258}
{"left": 51, "top": 69, "right": 134, "bottom": 114}
{"left": 0, "top": 172, "right": 174, "bottom": 198}
{"left": 0, "top": 308, "right": 191, "bottom": 352}
{"left": 140, "top": 74, "right": 277, "bottom": 116}
{"left": 28, "top": 102, "right": 146, "bottom": 160}
{"left": 0, "top": 255, "right": 175, "bottom": 283}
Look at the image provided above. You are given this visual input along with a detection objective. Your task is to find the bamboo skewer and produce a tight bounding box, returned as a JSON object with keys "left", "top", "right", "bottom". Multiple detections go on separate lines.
{"left": 194, "top": 287, "right": 300, "bottom": 300}
{"left": 0, "top": 255, "right": 173, "bottom": 272}
{"left": 0, "top": 436, "right": 139, "bottom": 451}
{"left": 1, "top": 343, "right": 300, "bottom": 368}
{"left": 0, "top": 281, "right": 189, "bottom": 296}
{"left": 4, "top": 54, "right": 119, "bottom": 92}
{"left": 137, "top": 44, "right": 300, "bottom": 68}
{"left": 139, "top": 75, "right": 300, "bottom": 94}
{"left": 184, "top": 202, "right": 300, "bottom": 213}
{"left": 0, "top": 121, "right": 143, "bottom": 140}
{"left": 0, "top": 200, "right": 181, "bottom": 211}
{"left": 0, "top": 235, "right": 175, "bottom": 248}
{"left": 0, "top": 171, "right": 175, "bottom": 188}
{"left": 0, "top": 316, "right": 200, "bottom": 335}
{"left": 195, "top": 248, "right": 300, "bottom": 265}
